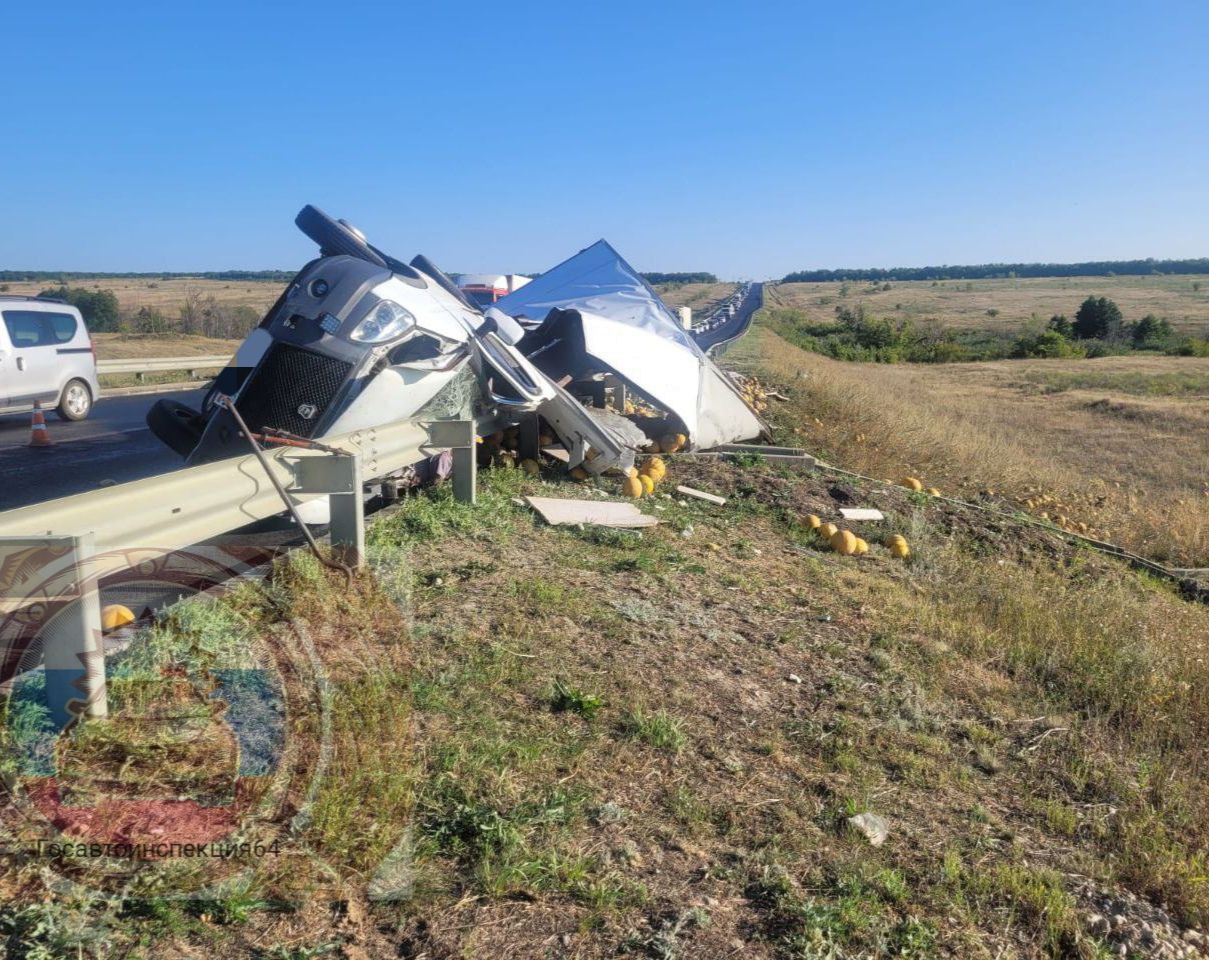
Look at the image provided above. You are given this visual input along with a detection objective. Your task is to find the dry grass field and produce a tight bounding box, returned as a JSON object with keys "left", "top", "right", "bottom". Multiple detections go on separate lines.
{"left": 727, "top": 324, "right": 1209, "bottom": 567}
{"left": 0, "top": 277, "right": 284, "bottom": 317}
{"left": 654, "top": 281, "right": 735, "bottom": 312}
{"left": 774, "top": 273, "right": 1209, "bottom": 336}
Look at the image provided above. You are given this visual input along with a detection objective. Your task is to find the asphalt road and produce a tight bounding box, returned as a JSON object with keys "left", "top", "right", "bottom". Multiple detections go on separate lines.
{"left": 693, "top": 282, "right": 764, "bottom": 352}
{"left": 0, "top": 389, "right": 202, "bottom": 510}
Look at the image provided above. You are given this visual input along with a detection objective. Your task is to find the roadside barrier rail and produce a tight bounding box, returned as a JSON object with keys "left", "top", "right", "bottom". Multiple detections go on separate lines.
{"left": 96, "top": 355, "right": 231, "bottom": 378}
{"left": 0, "top": 415, "right": 481, "bottom": 727}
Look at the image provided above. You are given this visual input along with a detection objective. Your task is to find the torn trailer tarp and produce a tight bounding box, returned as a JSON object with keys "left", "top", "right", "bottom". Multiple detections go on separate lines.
{"left": 496, "top": 240, "right": 766, "bottom": 450}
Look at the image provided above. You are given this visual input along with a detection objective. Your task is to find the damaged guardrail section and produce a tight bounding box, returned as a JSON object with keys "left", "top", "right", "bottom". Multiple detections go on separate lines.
{"left": 0, "top": 415, "right": 480, "bottom": 728}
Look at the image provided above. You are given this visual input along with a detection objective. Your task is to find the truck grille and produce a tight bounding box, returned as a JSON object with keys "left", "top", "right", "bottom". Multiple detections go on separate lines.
{"left": 236, "top": 343, "right": 353, "bottom": 437}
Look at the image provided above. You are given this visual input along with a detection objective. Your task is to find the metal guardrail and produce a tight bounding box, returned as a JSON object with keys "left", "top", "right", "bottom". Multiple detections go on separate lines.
{"left": 0, "top": 414, "right": 481, "bottom": 727}
{"left": 96, "top": 355, "right": 231, "bottom": 376}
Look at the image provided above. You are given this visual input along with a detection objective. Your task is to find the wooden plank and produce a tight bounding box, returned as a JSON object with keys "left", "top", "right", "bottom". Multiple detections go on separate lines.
{"left": 676, "top": 485, "right": 727, "bottom": 506}
{"left": 839, "top": 508, "right": 884, "bottom": 521}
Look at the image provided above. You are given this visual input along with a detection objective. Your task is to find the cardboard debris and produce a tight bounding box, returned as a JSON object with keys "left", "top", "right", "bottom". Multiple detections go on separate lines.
{"left": 676, "top": 485, "right": 727, "bottom": 506}
{"left": 523, "top": 496, "right": 659, "bottom": 529}
{"left": 839, "top": 508, "right": 885, "bottom": 521}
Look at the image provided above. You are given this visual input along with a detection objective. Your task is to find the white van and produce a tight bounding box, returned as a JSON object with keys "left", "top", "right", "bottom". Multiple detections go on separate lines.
{"left": 0, "top": 296, "right": 101, "bottom": 420}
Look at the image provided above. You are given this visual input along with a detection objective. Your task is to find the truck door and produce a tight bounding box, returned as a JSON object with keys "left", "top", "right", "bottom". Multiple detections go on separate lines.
{"left": 0, "top": 310, "right": 63, "bottom": 406}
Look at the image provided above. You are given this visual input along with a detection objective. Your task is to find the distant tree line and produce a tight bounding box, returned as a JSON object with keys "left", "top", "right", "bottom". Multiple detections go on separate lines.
{"left": 642, "top": 272, "right": 718, "bottom": 285}
{"left": 0, "top": 269, "right": 296, "bottom": 283}
{"left": 782, "top": 258, "right": 1209, "bottom": 283}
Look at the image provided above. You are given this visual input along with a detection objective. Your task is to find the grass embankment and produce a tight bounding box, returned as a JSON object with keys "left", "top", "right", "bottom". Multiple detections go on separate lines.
{"left": 3, "top": 368, "right": 1207, "bottom": 956}
{"left": 727, "top": 323, "right": 1209, "bottom": 568}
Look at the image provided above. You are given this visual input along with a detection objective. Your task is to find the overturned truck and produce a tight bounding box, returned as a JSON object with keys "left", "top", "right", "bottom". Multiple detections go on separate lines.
{"left": 147, "top": 206, "right": 765, "bottom": 499}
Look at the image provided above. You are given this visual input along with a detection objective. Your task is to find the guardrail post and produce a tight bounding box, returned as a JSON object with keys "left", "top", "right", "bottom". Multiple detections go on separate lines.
{"left": 0, "top": 535, "right": 107, "bottom": 731}
{"left": 328, "top": 455, "right": 364, "bottom": 568}
{"left": 422, "top": 420, "right": 477, "bottom": 506}
{"left": 292, "top": 453, "right": 364, "bottom": 568}
{"left": 605, "top": 375, "right": 627, "bottom": 412}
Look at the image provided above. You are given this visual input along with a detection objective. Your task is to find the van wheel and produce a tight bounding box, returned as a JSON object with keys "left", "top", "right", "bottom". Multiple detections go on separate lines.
{"left": 57, "top": 380, "right": 92, "bottom": 421}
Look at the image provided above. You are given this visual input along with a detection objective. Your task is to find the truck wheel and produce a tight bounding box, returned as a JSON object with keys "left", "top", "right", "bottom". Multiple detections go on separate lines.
{"left": 146, "top": 399, "right": 205, "bottom": 457}
{"left": 294, "top": 205, "right": 388, "bottom": 268}
{"left": 57, "top": 379, "right": 92, "bottom": 421}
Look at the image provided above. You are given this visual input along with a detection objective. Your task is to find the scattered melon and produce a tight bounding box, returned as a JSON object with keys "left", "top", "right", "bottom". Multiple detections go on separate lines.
{"left": 927, "top": 487, "right": 941, "bottom": 497}
{"left": 660, "top": 433, "right": 687, "bottom": 454}
{"left": 622, "top": 475, "right": 643, "bottom": 498}
{"left": 639, "top": 475, "right": 655, "bottom": 496}
{"left": 806, "top": 514, "right": 822, "bottom": 529}
{"left": 890, "top": 539, "right": 910, "bottom": 559}
{"left": 855, "top": 538, "right": 869, "bottom": 555}
{"left": 901, "top": 477, "right": 923, "bottom": 492}
{"left": 519, "top": 458, "right": 540, "bottom": 476}
{"left": 830, "top": 529, "right": 858, "bottom": 555}
{"left": 101, "top": 604, "right": 135, "bottom": 631}
{"left": 570, "top": 466, "right": 589, "bottom": 481}
{"left": 820, "top": 522, "right": 839, "bottom": 539}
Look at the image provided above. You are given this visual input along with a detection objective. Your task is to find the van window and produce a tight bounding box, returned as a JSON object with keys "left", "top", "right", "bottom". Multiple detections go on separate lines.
{"left": 2, "top": 310, "right": 78, "bottom": 347}
{"left": 48, "top": 312, "right": 78, "bottom": 343}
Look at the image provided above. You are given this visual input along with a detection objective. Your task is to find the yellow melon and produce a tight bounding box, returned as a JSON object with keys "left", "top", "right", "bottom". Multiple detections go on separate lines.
{"left": 519, "top": 458, "right": 540, "bottom": 476}
{"left": 820, "top": 522, "right": 839, "bottom": 539}
{"left": 570, "top": 466, "right": 589, "bottom": 481}
{"left": 855, "top": 538, "right": 869, "bottom": 555}
{"left": 830, "top": 529, "right": 858, "bottom": 555}
{"left": 927, "top": 487, "right": 941, "bottom": 497}
{"left": 890, "top": 540, "right": 910, "bottom": 559}
{"left": 622, "top": 475, "right": 643, "bottom": 498}
{"left": 101, "top": 604, "right": 135, "bottom": 631}
{"left": 639, "top": 475, "right": 655, "bottom": 495}
{"left": 806, "top": 514, "right": 822, "bottom": 529}
{"left": 901, "top": 477, "right": 923, "bottom": 492}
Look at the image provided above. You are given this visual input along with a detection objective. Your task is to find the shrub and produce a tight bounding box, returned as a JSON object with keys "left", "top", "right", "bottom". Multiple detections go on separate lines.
{"left": 1047, "top": 314, "right": 1073, "bottom": 338}
{"left": 1011, "top": 330, "right": 1085, "bottom": 359}
{"left": 1072, "top": 296, "right": 1124, "bottom": 340}
{"left": 38, "top": 286, "right": 120, "bottom": 331}
{"left": 1171, "top": 337, "right": 1209, "bottom": 357}
{"left": 1132, "top": 314, "right": 1173, "bottom": 349}
{"left": 134, "top": 305, "right": 174, "bottom": 334}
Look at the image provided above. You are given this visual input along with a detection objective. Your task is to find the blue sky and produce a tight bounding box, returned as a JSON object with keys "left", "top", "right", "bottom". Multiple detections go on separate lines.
{"left": 2, "top": 0, "right": 1207, "bottom": 278}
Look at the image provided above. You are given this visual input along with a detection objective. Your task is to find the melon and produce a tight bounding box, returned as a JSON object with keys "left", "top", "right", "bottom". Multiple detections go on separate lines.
{"left": 101, "top": 604, "right": 135, "bottom": 631}
{"left": 830, "top": 529, "right": 858, "bottom": 555}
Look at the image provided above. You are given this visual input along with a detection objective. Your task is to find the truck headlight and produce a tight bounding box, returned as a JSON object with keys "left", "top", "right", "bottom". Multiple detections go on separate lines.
{"left": 350, "top": 300, "right": 415, "bottom": 343}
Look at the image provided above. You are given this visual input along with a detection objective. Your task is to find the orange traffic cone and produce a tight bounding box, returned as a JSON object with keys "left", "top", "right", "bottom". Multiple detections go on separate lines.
{"left": 29, "top": 402, "right": 52, "bottom": 447}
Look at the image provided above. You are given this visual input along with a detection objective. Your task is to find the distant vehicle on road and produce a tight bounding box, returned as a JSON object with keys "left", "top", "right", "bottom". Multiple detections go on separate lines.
{"left": 453, "top": 273, "right": 532, "bottom": 309}
{"left": 0, "top": 296, "right": 100, "bottom": 420}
